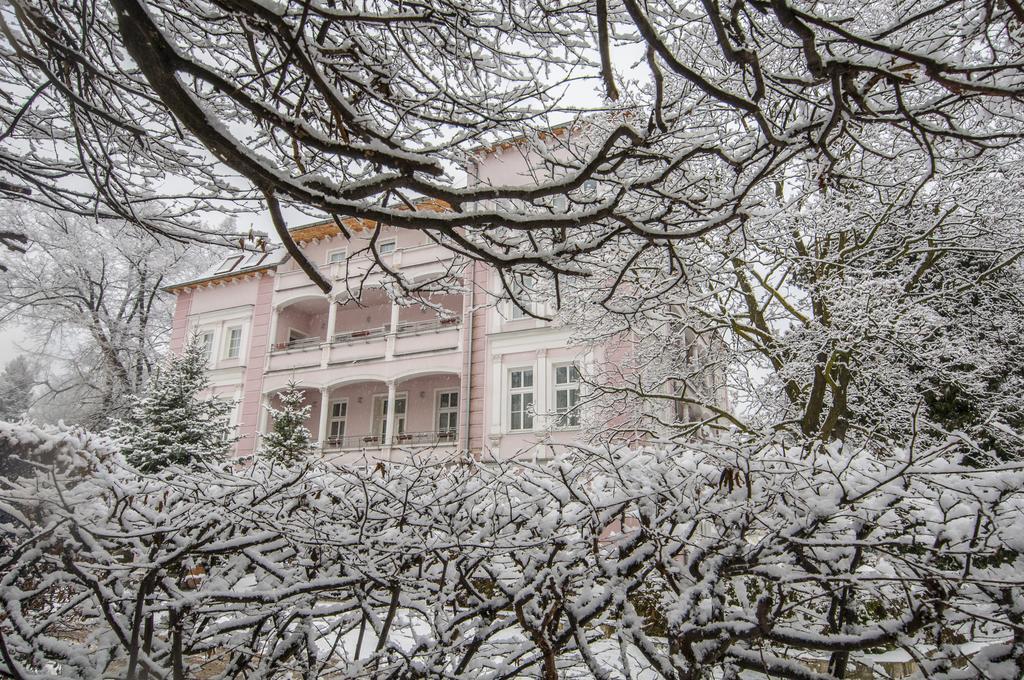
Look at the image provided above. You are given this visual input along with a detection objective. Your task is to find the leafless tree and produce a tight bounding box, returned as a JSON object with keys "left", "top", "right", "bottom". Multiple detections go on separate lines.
{"left": 0, "top": 206, "right": 210, "bottom": 426}
{"left": 1, "top": 0, "right": 1022, "bottom": 295}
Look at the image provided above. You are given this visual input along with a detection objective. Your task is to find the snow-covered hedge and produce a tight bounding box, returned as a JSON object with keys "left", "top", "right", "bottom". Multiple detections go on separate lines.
{"left": 0, "top": 421, "right": 1021, "bottom": 679}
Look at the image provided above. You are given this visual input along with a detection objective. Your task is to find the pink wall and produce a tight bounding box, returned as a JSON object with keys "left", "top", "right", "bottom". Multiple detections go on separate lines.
{"left": 169, "top": 290, "right": 193, "bottom": 353}
{"left": 235, "top": 274, "right": 275, "bottom": 457}
{"left": 335, "top": 293, "right": 391, "bottom": 334}
{"left": 397, "top": 292, "right": 462, "bottom": 324}
{"left": 186, "top": 277, "right": 262, "bottom": 315}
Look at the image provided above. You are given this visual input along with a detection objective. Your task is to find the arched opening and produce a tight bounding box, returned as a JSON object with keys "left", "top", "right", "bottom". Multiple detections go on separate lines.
{"left": 321, "top": 372, "right": 461, "bottom": 452}
{"left": 272, "top": 296, "right": 330, "bottom": 350}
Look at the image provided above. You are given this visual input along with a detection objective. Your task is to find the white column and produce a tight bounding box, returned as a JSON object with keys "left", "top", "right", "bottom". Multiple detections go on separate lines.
{"left": 490, "top": 356, "right": 503, "bottom": 436}
{"left": 389, "top": 300, "right": 400, "bottom": 332}
{"left": 257, "top": 395, "right": 270, "bottom": 436}
{"left": 534, "top": 350, "right": 548, "bottom": 431}
{"left": 383, "top": 379, "right": 397, "bottom": 447}
{"left": 267, "top": 307, "right": 280, "bottom": 351}
{"left": 326, "top": 296, "right": 338, "bottom": 343}
{"left": 318, "top": 388, "right": 330, "bottom": 449}
{"left": 385, "top": 299, "right": 400, "bottom": 359}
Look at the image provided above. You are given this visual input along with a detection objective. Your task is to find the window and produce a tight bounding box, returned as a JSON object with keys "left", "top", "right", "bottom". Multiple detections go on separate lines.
{"left": 241, "top": 252, "right": 267, "bottom": 268}
{"left": 326, "top": 249, "right": 347, "bottom": 264}
{"left": 373, "top": 395, "right": 406, "bottom": 440}
{"left": 288, "top": 328, "right": 308, "bottom": 343}
{"left": 225, "top": 327, "right": 242, "bottom": 359}
{"left": 509, "top": 368, "right": 534, "bottom": 431}
{"left": 328, "top": 400, "right": 347, "bottom": 442}
{"left": 437, "top": 391, "right": 459, "bottom": 438}
{"left": 554, "top": 364, "right": 581, "bottom": 428}
{"left": 378, "top": 240, "right": 396, "bottom": 255}
{"left": 214, "top": 255, "right": 243, "bottom": 274}
{"left": 197, "top": 331, "right": 214, "bottom": 361}
{"left": 508, "top": 274, "right": 535, "bottom": 320}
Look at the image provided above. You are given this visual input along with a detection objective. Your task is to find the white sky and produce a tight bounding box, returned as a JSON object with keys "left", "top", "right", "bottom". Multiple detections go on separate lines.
{"left": 0, "top": 324, "right": 26, "bottom": 365}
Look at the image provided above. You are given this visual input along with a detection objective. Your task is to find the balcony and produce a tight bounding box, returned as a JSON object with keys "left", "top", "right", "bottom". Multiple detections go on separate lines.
{"left": 272, "top": 336, "right": 322, "bottom": 352}
{"left": 260, "top": 374, "right": 463, "bottom": 464}
{"left": 324, "top": 430, "right": 458, "bottom": 451}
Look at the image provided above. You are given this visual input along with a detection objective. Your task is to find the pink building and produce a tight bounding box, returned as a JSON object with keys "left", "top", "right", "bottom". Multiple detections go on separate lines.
{"left": 165, "top": 136, "right": 724, "bottom": 463}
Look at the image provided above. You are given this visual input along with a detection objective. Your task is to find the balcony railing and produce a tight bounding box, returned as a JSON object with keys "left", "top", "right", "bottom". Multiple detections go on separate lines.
{"left": 329, "top": 317, "right": 460, "bottom": 346}
{"left": 268, "top": 317, "right": 462, "bottom": 355}
{"left": 324, "top": 430, "right": 458, "bottom": 450}
{"left": 333, "top": 325, "right": 389, "bottom": 344}
{"left": 271, "top": 336, "right": 322, "bottom": 352}
{"left": 394, "top": 317, "right": 460, "bottom": 335}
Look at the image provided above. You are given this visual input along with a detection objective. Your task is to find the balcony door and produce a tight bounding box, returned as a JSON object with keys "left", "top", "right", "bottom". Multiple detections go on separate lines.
{"left": 372, "top": 394, "right": 406, "bottom": 441}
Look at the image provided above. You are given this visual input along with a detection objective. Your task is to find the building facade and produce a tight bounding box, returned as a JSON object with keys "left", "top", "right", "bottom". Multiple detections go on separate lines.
{"left": 166, "top": 223, "right": 600, "bottom": 463}
{"left": 165, "top": 137, "right": 726, "bottom": 463}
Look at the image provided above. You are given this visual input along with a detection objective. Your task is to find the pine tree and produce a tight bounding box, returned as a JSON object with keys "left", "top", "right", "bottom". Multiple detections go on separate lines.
{"left": 0, "top": 356, "right": 35, "bottom": 421}
{"left": 261, "top": 382, "right": 315, "bottom": 465}
{"left": 112, "top": 336, "right": 234, "bottom": 472}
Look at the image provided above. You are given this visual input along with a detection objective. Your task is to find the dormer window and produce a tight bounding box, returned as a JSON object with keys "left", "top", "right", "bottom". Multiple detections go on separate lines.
{"left": 241, "top": 252, "right": 267, "bottom": 268}
{"left": 215, "top": 255, "right": 243, "bottom": 273}
{"left": 378, "top": 240, "right": 396, "bottom": 255}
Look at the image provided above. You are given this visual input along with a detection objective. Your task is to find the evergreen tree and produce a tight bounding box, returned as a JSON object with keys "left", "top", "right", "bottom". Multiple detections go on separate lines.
{"left": 0, "top": 356, "right": 35, "bottom": 421}
{"left": 261, "top": 382, "right": 315, "bottom": 465}
{"left": 112, "top": 336, "right": 234, "bottom": 472}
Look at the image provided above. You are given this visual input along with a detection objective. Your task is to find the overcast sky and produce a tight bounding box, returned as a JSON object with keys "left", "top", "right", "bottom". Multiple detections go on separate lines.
{"left": 0, "top": 324, "right": 25, "bottom": 365}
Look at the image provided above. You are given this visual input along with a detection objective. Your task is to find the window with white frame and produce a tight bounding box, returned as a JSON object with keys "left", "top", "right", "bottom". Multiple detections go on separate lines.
{"left": 326, "top": 248, "right": 347, "bottom": 264}
{"left": 507, "top": 273, "right": 536, "bottom": 320}
{"left": 437, "top": 391, "right": 458, "bottom": 438}
{"left": 197, "top": 331, "right": 214, "bottom": 361}
{"left": 554, "top": 364, "right": 581, "bottom": 428}
{"left": 328, "top": 400, "right": 347, "bottom": 442}
{"left": 225, "top": 326, "right": 243, "bottom": 359}
{"left": 509, "top": 367, "right": 534, "bottom": 431}
{"left": 378, "top": 240, "right": 396, "bottom": 255}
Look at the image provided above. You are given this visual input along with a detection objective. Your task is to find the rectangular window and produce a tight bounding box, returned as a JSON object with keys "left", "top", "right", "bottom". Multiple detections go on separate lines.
{"left": 215, "top": 255, "right": 243, "bottom": 273}
{"left": 328, "top": 400, "right": 347, "bottom": 443}
{"left": 373, "top": 395, "right": 406, "bottom": 440}
{"left": 241, "top": 252, "right": 267, "bottom": 268}
{"left": 509, "top": 368, "right": 534, "bottom": 431}
{"left": 554, "top": 364, "right": 581, "bottom": 428}
{"left": 326, "top": 249, "right": 347, "bottom": 264}
{"left": 508, "top": 274, "right": 535, "bottom": 320}
{"left": 197, "top": 331, "right": 214, "bottom": 360}
{"left": 225, "top": 327, "right": 242, "bottom": 359}
{"left": 437, "top": 391, "right": 459, "bottom": 438}
{"left": 378, "top": 240, "right": 396, "bottom": 255}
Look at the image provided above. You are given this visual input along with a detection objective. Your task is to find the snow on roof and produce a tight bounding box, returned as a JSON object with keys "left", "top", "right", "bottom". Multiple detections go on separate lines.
{"left": 163, "top": 246, "right": 286, "bottom": 293}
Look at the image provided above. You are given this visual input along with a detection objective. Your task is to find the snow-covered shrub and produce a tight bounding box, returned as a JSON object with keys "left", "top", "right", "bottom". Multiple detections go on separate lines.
{"left": 109, "top": 335, "right": 234, "bottom": 472}
{"left": 0, "top": 422, "right": 1021, "bottom": 679}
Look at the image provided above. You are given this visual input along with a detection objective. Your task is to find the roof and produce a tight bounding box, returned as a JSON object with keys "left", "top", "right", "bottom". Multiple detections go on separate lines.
{"left": 467, "top": 125, "right": 571, "bottom": 157}
{"left": 163, "top": 198, "right": 450, "bottom": 293}
{"left": 466, "top": 111, "right": 639, "bottom": 158}
{"left": 288, "top": 198, "right": 450, "bottom": 243}
{"left": 162, "top": 248, "right": 285, "bottom": 293}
